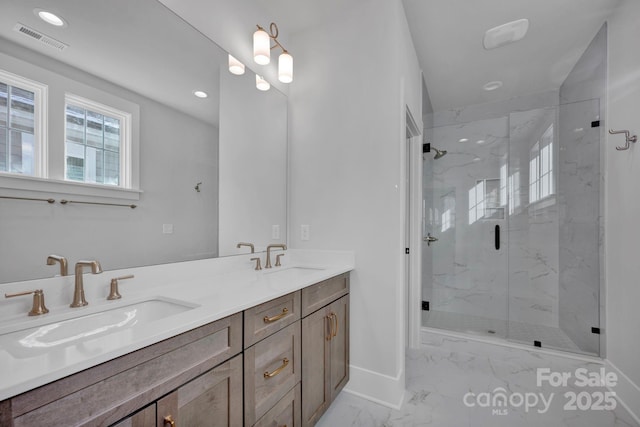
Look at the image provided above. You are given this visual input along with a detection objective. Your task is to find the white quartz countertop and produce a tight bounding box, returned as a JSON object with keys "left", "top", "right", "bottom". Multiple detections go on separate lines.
{"left": 0, "top": 249, "right": 354, "bottom": 401}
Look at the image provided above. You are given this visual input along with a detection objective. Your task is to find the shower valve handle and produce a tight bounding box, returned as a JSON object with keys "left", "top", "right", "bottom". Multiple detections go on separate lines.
{"left": 424, "top": 233, "right": 438, "bottom": 246}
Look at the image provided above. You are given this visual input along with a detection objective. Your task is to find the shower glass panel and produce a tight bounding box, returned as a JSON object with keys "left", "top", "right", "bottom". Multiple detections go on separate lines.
{"left": 422, "top": 100, "right": 601, "bottom": 356}
{"left": 422, "top": 118, "right": 509, "bottom": 337}
{"left": 507, "top": 101, "right": 600, "bottom": 356}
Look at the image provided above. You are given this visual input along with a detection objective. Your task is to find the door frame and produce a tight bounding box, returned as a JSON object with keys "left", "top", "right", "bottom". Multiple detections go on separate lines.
{"left": 405, "top": 109, "right": 422, "bottom": 349}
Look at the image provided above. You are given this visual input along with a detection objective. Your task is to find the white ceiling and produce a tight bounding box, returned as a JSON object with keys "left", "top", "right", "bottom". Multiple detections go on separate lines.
{"left": 0, "top": 0, "right": 226, "bottom": 126}
{"left": 402, "top": 0, "right": 620, "bottom": 112}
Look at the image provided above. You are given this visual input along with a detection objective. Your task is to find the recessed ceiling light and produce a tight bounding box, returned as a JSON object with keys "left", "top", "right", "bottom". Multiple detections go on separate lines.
{"left": 483, "top": 81, "right": 503, "bottom": 91}
{"left": 476, "top": 140, "right": 486, "bottom": 144}
{"left": 458, "top": 138, "right": 469, "bottom": 143}
{"left": 193, "top": 90, "right": 208, "bottom": 98}
{"left": 35, "top": 9, "right": 67, "bottom": 27}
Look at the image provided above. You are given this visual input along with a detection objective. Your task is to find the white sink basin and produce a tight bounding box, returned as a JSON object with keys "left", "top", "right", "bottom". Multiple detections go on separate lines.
{"left": 1, "top": 298, "right": 197, "bottom": 358}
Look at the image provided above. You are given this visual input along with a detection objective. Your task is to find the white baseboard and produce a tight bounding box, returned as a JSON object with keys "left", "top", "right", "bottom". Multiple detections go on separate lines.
{"left": 343, "top": 364, "right": 405, "bottom": 410}
{"left": 605, "top": 359, "right": 640, "bottom": 424}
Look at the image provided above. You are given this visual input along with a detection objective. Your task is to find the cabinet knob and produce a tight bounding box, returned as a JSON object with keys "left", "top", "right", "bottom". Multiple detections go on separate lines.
{"left": 164, "top": 415, "right": 176, "bottom": 426}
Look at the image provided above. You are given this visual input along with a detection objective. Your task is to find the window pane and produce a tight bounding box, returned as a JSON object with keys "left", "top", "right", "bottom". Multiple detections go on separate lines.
{"left": 541, "top": 173, "right": 550, "bottom": 198}
{"left": 0, "top": 82, "right": 7, "bottom": 127}
{"left": 0, "top": 128, "right": 6, "bottom": 171}
{"left": 86, "top": 110, "right": 103, "bottom": 148}
{"left": 104, "top": 150, "right": 119, "bottom": 185}
{"left": 10, "top": 130, "right": 34, "bottom": 174}
{"left": 104, "top": 116, "right": 120, "bottom": 152}
{"left": 9, "top": 86, "right": 35, "bottom": 133}
{"left": 66, "top": 142, "right": 85, "bottom": 181}
{"left": 66, "top": 105, "right": 85, "bottom": 144}
{"left": 85, "top": 146, "right": 104, "bottom": 183}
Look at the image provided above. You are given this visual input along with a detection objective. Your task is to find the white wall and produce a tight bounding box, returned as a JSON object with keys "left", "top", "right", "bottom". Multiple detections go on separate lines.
{"left": 605, "top": 0, "right": 640, "bottom": 414}
{"left": 288, "top": 0, "right": 422, "bottom": 407}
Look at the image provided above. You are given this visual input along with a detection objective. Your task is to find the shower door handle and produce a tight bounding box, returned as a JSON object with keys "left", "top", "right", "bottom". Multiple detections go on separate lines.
{"left": 424, "top": 233, "right": 438, "bottom": 246}
{"left": 495, "top": 225, "right": 500, "bottom": 250}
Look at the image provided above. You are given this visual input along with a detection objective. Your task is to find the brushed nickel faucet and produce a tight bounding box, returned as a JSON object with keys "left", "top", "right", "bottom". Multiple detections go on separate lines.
{"left": 71, "top": 260, "right": 103, "bottom": 307}
{"left": 46, "top": 254, "right": 68, "bottom": 276}
{"left": 265, "top": 244, "right": 287, "bottom": 269}
{"left": 237, "top": 242, "right": 255, "bottom": 253}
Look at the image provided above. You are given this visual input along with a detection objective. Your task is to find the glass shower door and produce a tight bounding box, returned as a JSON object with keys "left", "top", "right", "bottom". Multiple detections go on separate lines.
{"left": 422, "top": 117, "right": 509, "bottom": 338}
{"left": 507, "top": 102, "right": 600, "bottom": 356}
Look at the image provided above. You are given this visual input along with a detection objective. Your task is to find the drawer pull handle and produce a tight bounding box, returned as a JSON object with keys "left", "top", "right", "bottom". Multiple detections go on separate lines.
{"left": 332, "top": 313, "right": 339, "bottom": 338}
{"left": 264, "top": 307, "right": 288, "bottom": 323}
{"left": 264, "top": 358, "right": 289, "bottom": 378}
{"left": 326, "top": 315, "right": 333, "bottom": 340}
{"left": 164, "top": 415, "right": 176, "bottom": 427}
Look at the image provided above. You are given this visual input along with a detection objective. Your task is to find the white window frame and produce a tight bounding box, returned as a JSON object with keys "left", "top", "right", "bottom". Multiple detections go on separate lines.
{"left": 64, "top": 93, "right": 132, "bottom": 189}
{"left": 0, "top": 69, "right": 48, "bottom": 178}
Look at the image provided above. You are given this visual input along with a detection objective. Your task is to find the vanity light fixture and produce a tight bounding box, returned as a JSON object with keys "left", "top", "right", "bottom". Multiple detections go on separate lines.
{"left": 253, "top": 22, "right": 293, "bottom": 83}
{"left": 193, "top": 90, "right": 208, "bottom": 98}
{"left": 35, "top": 9, "right": 67, "bottom": 27}
{"left": 228, "top": 54, "right": 245, "bottom": 75}
{"left": 256, "top": 74, "right": 270, "bottom": 91}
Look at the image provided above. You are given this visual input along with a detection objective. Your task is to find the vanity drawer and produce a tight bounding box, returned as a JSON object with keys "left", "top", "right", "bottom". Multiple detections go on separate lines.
{"left": 245, "top": 321, "right": 301, "bottom": 426}
{"left": 244, "top": 291, "right": 301, "bottom": 348}
{"left": 301, "top": 273, "right": 349, "bottom": 317}
{"left": 253, "top": 383, "right": 301, "bottom": 427}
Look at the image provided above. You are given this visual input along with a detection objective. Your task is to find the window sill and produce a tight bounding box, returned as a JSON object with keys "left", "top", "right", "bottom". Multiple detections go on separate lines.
{"left": 528, "top": 195, "right": 556, "bottom": 211}
{"left": 0, "top": 174, "right": 142, "bottom": 201}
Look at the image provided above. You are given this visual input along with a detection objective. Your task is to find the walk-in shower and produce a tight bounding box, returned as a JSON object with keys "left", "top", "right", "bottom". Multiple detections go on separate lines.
{"left": 419, "top": 23, "right": 606, "bottom": 357}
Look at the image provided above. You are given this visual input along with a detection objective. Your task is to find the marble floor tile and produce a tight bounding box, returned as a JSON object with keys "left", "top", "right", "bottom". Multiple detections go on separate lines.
{"left": 316, "top": 331, "right": 639, "bottom": 427}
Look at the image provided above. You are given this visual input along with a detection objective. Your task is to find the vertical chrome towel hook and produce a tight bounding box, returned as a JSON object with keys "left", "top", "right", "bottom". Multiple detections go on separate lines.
{"left": 609, "top": 129, "right": 637, "bottom": 151}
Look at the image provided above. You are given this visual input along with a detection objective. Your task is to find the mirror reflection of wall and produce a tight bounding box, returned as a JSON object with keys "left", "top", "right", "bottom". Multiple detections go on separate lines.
{"left": 219, "top": 68, "right": 287, "bottom": 256}
{"left": 0, "top": 0, "right": 288, "bottom": 283}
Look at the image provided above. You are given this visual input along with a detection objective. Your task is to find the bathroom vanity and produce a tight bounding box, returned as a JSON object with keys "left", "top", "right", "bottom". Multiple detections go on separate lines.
{"left": 0, "top": 251, "right": 353, "bottom": 427}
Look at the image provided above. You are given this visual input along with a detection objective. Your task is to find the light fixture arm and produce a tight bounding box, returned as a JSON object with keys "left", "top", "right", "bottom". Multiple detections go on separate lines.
{"left": 257, "top": 23, "right": 288, "bottom": 54}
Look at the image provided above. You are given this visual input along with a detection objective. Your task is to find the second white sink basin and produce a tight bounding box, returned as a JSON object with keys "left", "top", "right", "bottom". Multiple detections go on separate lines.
{"left": 263, "top": 266, "right": 325, "bottom": 279}
{"left": 1, "top": 298, "right": 197, "bottom": 359}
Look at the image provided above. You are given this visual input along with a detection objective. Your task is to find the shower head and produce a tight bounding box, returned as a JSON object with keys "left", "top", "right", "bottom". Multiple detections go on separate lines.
{"left": 433, "top": 147, "right": 447, "bottom": 159}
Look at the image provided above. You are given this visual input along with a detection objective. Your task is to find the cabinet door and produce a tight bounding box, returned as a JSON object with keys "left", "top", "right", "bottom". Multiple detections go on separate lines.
{"left": 254, "top": 383, "right": 301, "bottom": 427}
{"left": 328, "top": 295, "right": 349, "bottom": 401}
{"left": 111, "top": 405, "right": 156, "bottom": 427}
{"left": 157, "top": 354, "right": 243, "bottom": 427}
{"left": 301, "top": 308, "right": 331, "bottom": 427}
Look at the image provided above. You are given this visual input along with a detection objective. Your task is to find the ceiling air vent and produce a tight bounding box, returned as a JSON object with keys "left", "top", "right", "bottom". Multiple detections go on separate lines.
{"left": 13, "top": 23, "right": 68, "bottom": 51}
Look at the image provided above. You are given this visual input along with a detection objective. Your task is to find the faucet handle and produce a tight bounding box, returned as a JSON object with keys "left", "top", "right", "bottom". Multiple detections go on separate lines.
{"left": 250, "top": 257, "right": 262, "bottom": 271}
{"left": 5, "top": 289, "right": 49, "bottom": 316}
{"left": 107, "top": 275, "right": 134, "bottom": 300}
{"left": 275, "top": 253, "right": 285, "bottom": 267}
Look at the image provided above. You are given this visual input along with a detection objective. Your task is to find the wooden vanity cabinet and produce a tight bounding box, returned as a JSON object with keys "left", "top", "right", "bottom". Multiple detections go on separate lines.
{"left": 2, "top": 313, "right": 243, "bottom": 427}
{"left": 0, "top": 272, "right": 350, "bottom": 427}
{"left": 301, "top": 274, "right": 350, "bottom": 427}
